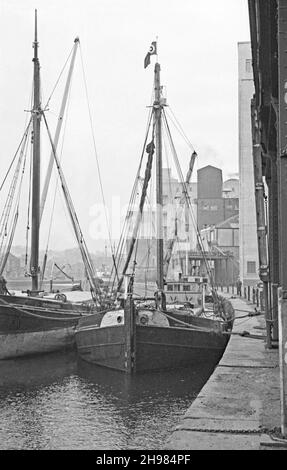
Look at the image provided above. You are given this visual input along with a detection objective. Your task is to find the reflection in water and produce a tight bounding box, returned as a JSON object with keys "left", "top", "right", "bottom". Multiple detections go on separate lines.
{"left": 0, "top": 351, "right": 217, "bottom": 449}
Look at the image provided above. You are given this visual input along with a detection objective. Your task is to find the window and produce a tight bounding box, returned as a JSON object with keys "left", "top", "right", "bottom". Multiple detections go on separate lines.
{"left": 245, "top": 59, "right": 252, "bottom": 74}
{"left": 247, "top": 261, "right": 256, "bottom": 274}
{"left": 183, "top": 285, "right": 191, "bottom": 292}
{"left": 167, "top": 285, "right": 173, "bottom": 291}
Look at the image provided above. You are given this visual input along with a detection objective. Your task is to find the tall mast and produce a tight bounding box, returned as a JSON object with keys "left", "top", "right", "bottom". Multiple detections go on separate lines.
{"left": 30, "top": 9, "right": 41, "bottom": 292}
{"left": 154, "top": 63, "right": 164, "bottom": 290}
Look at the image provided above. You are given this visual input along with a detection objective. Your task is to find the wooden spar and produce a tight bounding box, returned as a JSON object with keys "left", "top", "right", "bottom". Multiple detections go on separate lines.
{"left": 124, "top": 293, "right": 136, "bottom": 373}
{"left": 40, "top": 38, "right": 80, "bottom": 222}
{"left": 117, "top": 140, "right": 155, "bottom": 292}
{"left": 185, "top": 151, "right": 197, "bottom": 184}
{"left": 42, "top": 112, "right": 99, "bottom": 296}
{"left": 30, "top": 9, "right": 41, "bottom": 292}
{"left": 154, "top": 63, "right": 164, "bottom": 291}
{"left": 251, "top": 99, "right": 272, "bottom": 348}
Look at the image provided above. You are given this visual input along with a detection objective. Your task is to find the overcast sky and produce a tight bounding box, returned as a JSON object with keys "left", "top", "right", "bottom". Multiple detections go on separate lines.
{"left": 0, "top": 0, "right": 251, "bottom": 254}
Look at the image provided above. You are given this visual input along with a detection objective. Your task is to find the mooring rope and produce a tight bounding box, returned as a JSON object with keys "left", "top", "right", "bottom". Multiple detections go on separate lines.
{"left": 156, "top": 309, "right": 226, "bottom": 333}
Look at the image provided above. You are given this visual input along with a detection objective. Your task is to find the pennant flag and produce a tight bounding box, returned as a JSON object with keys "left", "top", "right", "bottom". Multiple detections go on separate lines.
{"left": 144, "top": 41, "right": 157, "bottom": 68}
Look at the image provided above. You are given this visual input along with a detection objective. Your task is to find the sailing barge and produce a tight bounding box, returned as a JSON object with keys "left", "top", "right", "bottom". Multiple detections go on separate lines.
{"left": 75, "top": 46, "right": 233, "bottom": 373}
{"left": 0, "top": 11, "right": 101, "bottom": 359}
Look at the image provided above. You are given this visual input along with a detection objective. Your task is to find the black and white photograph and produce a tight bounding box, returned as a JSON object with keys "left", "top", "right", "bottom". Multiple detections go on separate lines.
{"left": 0, "top": 0, "right": 286, "bottom": 454}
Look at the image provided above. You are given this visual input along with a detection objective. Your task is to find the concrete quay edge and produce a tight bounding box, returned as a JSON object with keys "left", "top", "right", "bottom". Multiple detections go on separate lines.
{"left": 165, "top": 296, "right": 286, "bottom": 450}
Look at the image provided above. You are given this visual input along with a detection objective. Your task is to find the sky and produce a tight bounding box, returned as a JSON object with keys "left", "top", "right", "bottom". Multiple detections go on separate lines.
{"left": 0, "top": 0, "right": 251, "bottom": 254}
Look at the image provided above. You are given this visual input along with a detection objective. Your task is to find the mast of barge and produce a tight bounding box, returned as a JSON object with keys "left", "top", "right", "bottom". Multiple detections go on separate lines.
{"left": 30, "top": 9, "right": 41, "bottom": 292}
{"left": 154, "top": 62, "right": 164, "bottom": 293}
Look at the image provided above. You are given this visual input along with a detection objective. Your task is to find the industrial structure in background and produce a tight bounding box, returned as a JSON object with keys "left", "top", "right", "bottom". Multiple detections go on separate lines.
{"left": 195, "top": 165, "right": 239, "bottom": 285}
{"left": 197, "top": 166, "right": 239, "bottom": 231}
{"left": 248, "top": 0, "right": 287, "bottom": 436}
{"left": 130, "top": 162, "right": 239, "bottom": 285}
{"left": 238, "top": 41, "right": 259, "bottom": 288}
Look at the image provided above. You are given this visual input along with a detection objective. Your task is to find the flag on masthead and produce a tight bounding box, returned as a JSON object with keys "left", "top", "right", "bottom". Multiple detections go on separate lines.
{"left": 144, "top": 41, "right": 157, "bottom": 68}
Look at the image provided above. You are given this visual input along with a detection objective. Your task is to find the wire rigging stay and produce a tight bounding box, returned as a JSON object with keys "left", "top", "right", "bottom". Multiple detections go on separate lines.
{"left": 0, "top": 119, "right": 32, "bottom": 274}
{"left": 42, "top": 112, "right": 101, "bottom": 301}
{"left": 105, "top": 85, "right": 221, "bottom": 306}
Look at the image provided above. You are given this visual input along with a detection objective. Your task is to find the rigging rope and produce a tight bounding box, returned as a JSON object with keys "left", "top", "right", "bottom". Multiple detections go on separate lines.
{"left": 117, "top": 128, "right": 156, "bottom": 292}
{"left": 162, "top": 109, "right": 218, "bottom": 299}
{"left": 156, "top": 309, "right": 227, "bottom": 332}
{"left": 0, "top": 120, "right": 32, "bottom": 273}
{"left": 107, "top": 82, "right": 155, "bottom": 295}
{"left": 23, "top": 82, "right": 35, "bottom": 274}
{"left": 166, "top": 106, "right": 195, "bottom": 151}
{"left": 79, "top": 45, "right": 115, "bottom": 266}
{"left": 40, "top": 70, "right": 74, "bottom": 287}
{"left": 25, "top": 143, "right": 33, "bottom": 272}
{"left": 109, "top": 107, "right": 154, "bottom": 296}
{"left": 44, "top": 44, "right": 75, "bottom": 111}
{"left": 145, "top": 164, "right": 155, "bottom": 294}
{"left": 0, "top": 120, "right": 32, "bottom": 194}
{"left": 42, "top": 112, "right": 101, "bottom": 302}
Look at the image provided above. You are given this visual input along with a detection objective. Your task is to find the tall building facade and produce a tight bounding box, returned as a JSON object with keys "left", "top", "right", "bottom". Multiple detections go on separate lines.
{"left": 238, "top": 42, "right": 259, "bottom": 286}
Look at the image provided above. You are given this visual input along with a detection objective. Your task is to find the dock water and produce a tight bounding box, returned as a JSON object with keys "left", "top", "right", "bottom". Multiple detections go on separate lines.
{"left": 166, "top": 294, "right": 285, "bottom": 450}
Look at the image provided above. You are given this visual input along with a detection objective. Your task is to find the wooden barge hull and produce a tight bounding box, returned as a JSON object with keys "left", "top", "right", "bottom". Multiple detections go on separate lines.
{"left": 0, "top": 327, "right": 76, "bottom": 359}
{"left": 75, "top": 323, "right": 229, "bottom": 372}
{"left": 0, "top": 294, "right": 87, "bottom": 359}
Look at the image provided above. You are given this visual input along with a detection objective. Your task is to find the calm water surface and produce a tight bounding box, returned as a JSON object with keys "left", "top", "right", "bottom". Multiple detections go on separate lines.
{"left": 1, "top": 280, "right": 218, "bottom": 449}
{"left": 0, "top": 350, "right": 217, "bottom": 450}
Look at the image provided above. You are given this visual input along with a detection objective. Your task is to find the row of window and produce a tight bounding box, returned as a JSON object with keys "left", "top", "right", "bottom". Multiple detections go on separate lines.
{"left": 166, "top": 284, "right": 200, "bottom": 292}
{"left": 200, "top": 202, "right": 239, "bottom": 211}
